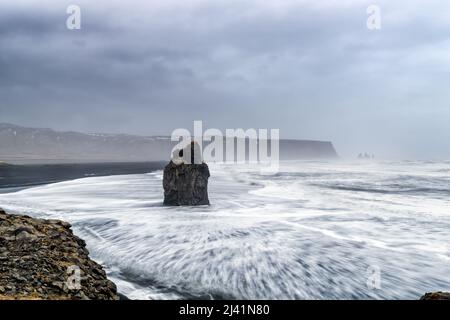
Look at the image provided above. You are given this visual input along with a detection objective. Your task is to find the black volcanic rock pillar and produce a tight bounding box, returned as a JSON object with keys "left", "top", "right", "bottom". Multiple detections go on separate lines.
{"left": 163, "top": 141, "right": 210, "bottom": 206}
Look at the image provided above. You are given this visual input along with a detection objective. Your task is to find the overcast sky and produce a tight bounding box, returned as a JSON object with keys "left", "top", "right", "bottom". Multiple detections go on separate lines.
{"left": 1, "top": 0, "right": 449, "bottom": 159}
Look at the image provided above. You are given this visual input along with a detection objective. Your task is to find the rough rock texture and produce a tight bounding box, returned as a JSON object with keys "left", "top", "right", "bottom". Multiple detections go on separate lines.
{"left": 163, "top": 161, "right": 210, "bottom": 206}
{"left": 420, "top": 292, "right": 450, "bottom": 300}
{"left": 0, "top": 208, "right": 118, "bottom": 300}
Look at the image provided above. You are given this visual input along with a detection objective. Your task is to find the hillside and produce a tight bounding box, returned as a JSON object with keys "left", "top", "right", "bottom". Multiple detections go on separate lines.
{"left": 0, "top": 123, "right": 338, "bottom": 164}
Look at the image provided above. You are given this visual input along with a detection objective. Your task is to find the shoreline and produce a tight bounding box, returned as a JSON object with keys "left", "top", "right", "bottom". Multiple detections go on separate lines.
{"left": 0, "top": 161, "right": 165, "bottom": 190}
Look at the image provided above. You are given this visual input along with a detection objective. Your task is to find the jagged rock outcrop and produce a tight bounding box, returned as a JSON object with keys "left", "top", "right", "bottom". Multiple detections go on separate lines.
{"left": 163, "top": 161, "right": 210, "bottom": 206}
{"left": 0, "top": 208, "right": 118, "bottom": 300}
{"left": 163, "top": 141, "right": 210, "bottom": 206}
{"left": 420, "top": 292, "right": 450, "bottom": 300}
{"left": 163, "top": 142, "right": 210, "bottom": 205}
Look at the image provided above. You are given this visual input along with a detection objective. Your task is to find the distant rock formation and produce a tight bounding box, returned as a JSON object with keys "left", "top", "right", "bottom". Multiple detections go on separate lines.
{"left": 358, "top": 153, "right": 375, "bottom": 159}
{"left": 163, "top": 142, "right": 210, "bottom": 206}
{"left": 420, "top": 292, "right": 450, "bottom": 300}
{"left": 0, "top": 208, "right": 118, "bottom": 300}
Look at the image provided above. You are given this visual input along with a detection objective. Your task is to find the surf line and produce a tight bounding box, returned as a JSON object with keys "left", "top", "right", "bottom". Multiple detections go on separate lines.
{"left": 179, "top": 304, "right": 214, "bottom": 318}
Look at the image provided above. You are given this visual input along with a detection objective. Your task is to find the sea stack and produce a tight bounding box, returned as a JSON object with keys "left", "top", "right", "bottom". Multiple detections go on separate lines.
{"left": 163, "top": 141, "right": 210, "bottom": 206}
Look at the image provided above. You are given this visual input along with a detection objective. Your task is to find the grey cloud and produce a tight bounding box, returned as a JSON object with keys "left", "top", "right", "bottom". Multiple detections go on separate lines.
{"left": 0, "top": 0, "right": 449, "bottom": 158}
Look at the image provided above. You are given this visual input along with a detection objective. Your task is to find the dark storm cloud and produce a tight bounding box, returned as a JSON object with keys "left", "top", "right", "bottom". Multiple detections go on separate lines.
{"left": 1, "top": 0, "right": 450, "bottom": 158}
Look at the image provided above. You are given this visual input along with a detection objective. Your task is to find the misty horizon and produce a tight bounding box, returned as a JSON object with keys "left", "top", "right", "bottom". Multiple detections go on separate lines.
{"left": 0, "top": 122, "right": 338, "bottom": 164}
{"left": 1, "top": 120, "right": 447, "bottom": 161}
{"left": 1, "top": 1, "right": 450, "bottom": 160}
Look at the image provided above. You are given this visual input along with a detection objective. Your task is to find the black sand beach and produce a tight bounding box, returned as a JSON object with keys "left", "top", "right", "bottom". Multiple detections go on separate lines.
{"left": 0, "top": 162, "right": 165, "bottom": 189}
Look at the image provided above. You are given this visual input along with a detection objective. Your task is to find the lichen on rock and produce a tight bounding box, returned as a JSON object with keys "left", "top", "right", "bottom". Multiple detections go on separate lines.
{"left": 0, "top": 208, "right": 118, "bottom": 300}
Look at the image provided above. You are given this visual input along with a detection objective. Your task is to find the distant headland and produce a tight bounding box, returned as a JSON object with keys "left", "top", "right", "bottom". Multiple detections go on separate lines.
{"left": 0, "top": 123, "right": 338, "bottom": 164}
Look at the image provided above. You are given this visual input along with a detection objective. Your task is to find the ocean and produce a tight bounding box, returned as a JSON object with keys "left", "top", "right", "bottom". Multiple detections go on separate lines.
{"left": 0, "top": 160, "right": 449, "bottom": 299}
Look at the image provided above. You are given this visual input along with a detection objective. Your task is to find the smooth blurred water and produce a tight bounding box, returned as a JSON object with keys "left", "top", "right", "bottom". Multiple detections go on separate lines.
{"left": 1, "top": 160, "right": 449, "bottom": 299}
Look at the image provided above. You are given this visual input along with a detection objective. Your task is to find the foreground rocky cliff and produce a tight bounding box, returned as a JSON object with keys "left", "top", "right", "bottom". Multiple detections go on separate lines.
{"left": 420, "top": 292, "right": 450, "bottom": 300}
{"left": 0, "top": 208, "right": 118, "bottom": 300}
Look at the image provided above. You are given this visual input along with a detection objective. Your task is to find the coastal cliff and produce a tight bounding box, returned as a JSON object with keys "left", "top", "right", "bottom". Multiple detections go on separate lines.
{"left": 0, "top": 208, "right": 118, "bottom": 300}
{"left": 0, "top": 123, "right": 338, "bottom": 163}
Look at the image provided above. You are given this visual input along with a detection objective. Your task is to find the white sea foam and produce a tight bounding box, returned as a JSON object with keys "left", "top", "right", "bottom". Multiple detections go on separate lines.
{"left": 0, "top": 160, "right": 449, "bottom": 299}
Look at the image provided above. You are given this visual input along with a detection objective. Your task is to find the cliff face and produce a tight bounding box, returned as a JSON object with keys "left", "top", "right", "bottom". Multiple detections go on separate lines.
{"left": 0, "top": 208, "right": 118, "bottom": 300}
{"left": 279, "top": 140, "right": 338, "bottom": 160}
{"left": 0, "top": 123, "right": 338, "bottom": 164}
